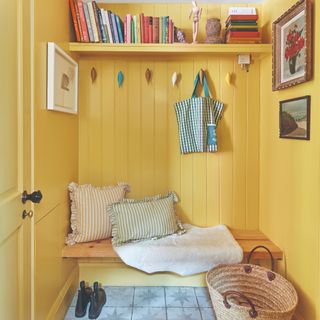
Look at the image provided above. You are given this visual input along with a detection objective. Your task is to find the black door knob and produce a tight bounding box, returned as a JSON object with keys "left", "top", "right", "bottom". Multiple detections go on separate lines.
{"left": 21, "top": 190, "right": 43, "bottom": 204}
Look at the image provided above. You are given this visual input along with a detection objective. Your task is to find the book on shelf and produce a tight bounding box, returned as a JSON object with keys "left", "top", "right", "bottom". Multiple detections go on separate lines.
{"left": 83, "top": 2, "right": 94, "bottom": 42}
{"left": 86, "top": 1, "right": 99, "bottom": 42}
{"left": 225, "top": 7, "right": 261, "bottom": 44}
{"left": 70, "top": 0, "right": 81, "bottom": 42}
{"left": 76, "top": 0, "right": 89, "bottom": 42}
{"left": 228, "top": 7, "right": 257, "bottom": 15}
{"left": 69, "top": 1, "right": 176, "bottom": 44}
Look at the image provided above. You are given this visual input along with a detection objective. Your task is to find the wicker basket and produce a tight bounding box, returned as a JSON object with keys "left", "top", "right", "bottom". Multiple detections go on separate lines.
{"left": 206, "top": 246, "right": 298, "bottom": 320}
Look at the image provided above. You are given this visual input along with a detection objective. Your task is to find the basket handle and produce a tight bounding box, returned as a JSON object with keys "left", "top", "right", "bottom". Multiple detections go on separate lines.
{"left": 223, "top": 291, "right": 258, "bottom": 318}
{"left": 245, "top": 245, "right": 276, "bottom": 281}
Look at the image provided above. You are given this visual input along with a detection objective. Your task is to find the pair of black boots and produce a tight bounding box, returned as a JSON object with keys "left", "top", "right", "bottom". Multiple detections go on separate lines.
{"left": 75, "top": 281, "right": 106, "bottom": 319}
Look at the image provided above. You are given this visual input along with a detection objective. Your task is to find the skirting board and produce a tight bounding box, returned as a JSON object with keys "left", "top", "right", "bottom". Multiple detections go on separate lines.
{"left": 47, "top": 266, "right": 79, "bottom": 320}
{"left": 79, "top": 259, "right": 206, "bottom": 287}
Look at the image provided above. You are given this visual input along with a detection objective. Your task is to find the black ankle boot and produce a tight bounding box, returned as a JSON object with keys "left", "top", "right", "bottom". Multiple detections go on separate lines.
{"left": 88, "top": 282, "right": 106, "bottom": 319}
{"left": 75, "top": 281, "right": 92, "bottom": 318}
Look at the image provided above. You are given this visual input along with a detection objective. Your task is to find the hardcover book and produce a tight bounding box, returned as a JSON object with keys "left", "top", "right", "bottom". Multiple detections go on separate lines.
{"left": 97, "top": 8, "right": 107, "bottom": 42}
{"left": 92, "top": 1, "right": 102, "bottom": 42}
{"left": 83, "top": 2, "right": 94, "bottom": 42}
{"left": 87, "top": 1, "right": 99, "bottom": 42}
{"left": 152, "top": 17, "right": 159, "bottom": 43}
{"left": 73, "top": 0, "right": 84, "bottom": 41}
{"left": 69, "top": 0, "right": 81, "bottom": 42}
{"left": 76, "top": 0, "right": 89, "bottom": 42}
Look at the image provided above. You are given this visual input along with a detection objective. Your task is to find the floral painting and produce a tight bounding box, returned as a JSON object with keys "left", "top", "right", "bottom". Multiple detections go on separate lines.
{"left": 281, "top": 12, "right": 305, "bottom": 83}
{"left": 280, "top": 96, "right": 310, "bottom": 140}
{"left": 273, "top": 0, "right": 312, "bottom": 91}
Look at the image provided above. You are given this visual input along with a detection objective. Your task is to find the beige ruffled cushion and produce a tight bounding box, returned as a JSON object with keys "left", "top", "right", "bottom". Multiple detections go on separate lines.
{"left": 66, "top": 182, "right": 130, "bottom": 245}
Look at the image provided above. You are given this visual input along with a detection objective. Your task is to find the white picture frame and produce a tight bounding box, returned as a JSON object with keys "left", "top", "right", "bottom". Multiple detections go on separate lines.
{"left": 47, "top": 42, "right": 78, "bottom": 114}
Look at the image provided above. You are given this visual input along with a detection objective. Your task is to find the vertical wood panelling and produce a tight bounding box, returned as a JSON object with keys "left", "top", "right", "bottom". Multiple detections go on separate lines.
{"left": 114, "top": 60, "right": 129, "bottom": 183}
{"left": 79, "top": 4, "right": 261, "bottom": 230}
{"left": 179, "top": 60, "right": 194, "bottom": 223}
{"left": 206, "top": 58, "right": 221, "bottom": 226}
{"left": 219, "top": 58, "right": 234, "bottom": 227}
{"left": 193, "top": 58, "right": 208, "bottom": 227}
{"left": 167, "top": 60, "right": 182, "bottom": 216}
{"left": 154, "top": 61, "right": 168, "bottom": 194}
{"left": 102, "top": 60, "right": 116, "bottom": 185}
{"left": 127, "top": 61, "right": 142, "bottom": 198}
{"left": 233, "top": 63, "right": 247, "bottom": 229}
{"left": 246, "top": 60, "right": 260, "bottom": 229}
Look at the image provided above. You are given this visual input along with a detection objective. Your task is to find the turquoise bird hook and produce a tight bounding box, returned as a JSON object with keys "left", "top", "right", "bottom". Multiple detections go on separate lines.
{"left": 118, "top": 71, "right": 124, "bottom": 88}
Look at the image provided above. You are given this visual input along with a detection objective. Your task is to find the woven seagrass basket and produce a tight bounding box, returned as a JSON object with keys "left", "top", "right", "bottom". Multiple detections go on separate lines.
{"left": 206, "top": 246, "right": 298, "bottom": 320}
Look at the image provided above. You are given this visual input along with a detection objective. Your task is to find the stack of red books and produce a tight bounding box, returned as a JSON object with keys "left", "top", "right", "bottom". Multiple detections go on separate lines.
{"left": 225, "top": 7, "right": 261, "bottom": 44}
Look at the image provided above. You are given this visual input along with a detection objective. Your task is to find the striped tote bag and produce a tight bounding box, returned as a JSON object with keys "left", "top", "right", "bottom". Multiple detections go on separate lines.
{"left": 174, "top": 72, "right": 224, "bottom": 154}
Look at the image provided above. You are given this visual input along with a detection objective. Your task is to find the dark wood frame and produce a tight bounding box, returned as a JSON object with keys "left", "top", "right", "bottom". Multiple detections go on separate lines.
{"left": 272, "top": 0, "right": 313, "bottom": 91}
{"left": 279, "top": 95, "right": 310, "bottom": 140}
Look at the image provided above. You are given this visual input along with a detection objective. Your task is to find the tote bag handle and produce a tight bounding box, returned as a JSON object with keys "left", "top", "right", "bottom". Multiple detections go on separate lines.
{"left": 191, "top": 72, "right": 210, "bottom": 98}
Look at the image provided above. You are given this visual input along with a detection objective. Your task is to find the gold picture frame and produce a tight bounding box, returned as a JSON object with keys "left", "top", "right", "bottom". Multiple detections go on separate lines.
{"left": 272, "top": 0, "right": 312, "bottom": 91}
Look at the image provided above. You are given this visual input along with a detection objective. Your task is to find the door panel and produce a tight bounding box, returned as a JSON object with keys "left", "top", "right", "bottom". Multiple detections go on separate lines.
{"left": 0, "top": 0, "right": 32, "bottom": 319}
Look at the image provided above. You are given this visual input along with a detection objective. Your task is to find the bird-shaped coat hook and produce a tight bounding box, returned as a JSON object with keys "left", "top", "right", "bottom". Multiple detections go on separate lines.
{"left": 199, "top": 69, "right": 205, "bottom": 85}
{"left": 145, "top": 68, "right": 152, "bottom": 84}
{"left": 91, "top": 67, "right": 97, "bottom": 83}
{"left": 118, "top": 71, "right": 124, "bottom": 87}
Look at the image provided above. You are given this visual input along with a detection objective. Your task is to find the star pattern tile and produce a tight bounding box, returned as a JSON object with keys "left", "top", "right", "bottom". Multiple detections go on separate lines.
{"left": 65, "top": 286, "right": 216, "bottom": 320}
{"left": 165, "top": 287, "right": 198, "bottom": 308}
{"left": 132, "top": 307, "right": 167, "bottom": 320}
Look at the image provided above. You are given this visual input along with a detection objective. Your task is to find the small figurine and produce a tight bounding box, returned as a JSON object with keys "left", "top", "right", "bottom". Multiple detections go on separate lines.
{"left": 174, "top": 27, "right": 186, "bottom": 43}
{"left": 189, "top": 1, "right": 202, "bottom": 44}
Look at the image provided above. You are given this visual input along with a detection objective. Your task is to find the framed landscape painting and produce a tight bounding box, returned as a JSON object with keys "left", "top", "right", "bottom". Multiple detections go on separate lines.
{"left": 279, "top": 96, "right": 310, "bottom": 140}
{"left": 272, "top": 0, "right": 312, "bottom": 91}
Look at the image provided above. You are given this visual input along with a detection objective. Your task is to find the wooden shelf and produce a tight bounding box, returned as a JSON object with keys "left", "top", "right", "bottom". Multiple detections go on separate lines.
{"left": 69, "top": 43, "right": 272, "bottom": 56}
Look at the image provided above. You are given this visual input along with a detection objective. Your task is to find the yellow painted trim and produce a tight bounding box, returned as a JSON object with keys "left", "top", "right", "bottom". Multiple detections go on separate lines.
{"left": 46, "top": 266, "right": 79, "bottom": 320}
{"left": 79, "top": 260, "right": 206, "bottom": 287}
{"left": 69, "top": 42, "right": 272, "bottom": 55}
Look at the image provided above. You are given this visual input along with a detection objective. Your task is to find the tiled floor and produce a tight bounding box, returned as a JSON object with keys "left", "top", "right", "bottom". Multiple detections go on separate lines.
{"left": 65, "top": 286, "right": 216, "bottom": 320}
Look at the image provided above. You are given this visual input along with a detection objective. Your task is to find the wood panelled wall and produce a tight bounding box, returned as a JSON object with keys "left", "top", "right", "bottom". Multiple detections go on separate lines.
{"left": 78, "top": 3, "right": 261, "bottom": 230}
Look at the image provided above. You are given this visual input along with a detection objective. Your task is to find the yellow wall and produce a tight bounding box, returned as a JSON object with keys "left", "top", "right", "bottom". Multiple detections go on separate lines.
{"left": 33, "top": 0, "right": 78, "bottom": 318}
{"left": 78, "top": 3, "right": 261, "bottom": 230}
{"left": 260, "top": 0, "right": 320, "bottom": 319}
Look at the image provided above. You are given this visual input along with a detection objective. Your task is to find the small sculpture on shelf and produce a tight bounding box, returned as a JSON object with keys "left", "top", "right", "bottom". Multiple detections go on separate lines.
{"left": 174, "top": 27, "right": 186, "bottom": 43}
{"left": 189, "top": 1, "right": 202, "bottom": 44}
{"left": 205, "top": 18, "right": 223, "bottom": 44}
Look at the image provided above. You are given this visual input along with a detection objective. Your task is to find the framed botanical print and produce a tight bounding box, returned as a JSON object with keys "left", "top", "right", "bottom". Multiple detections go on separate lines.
{"left": 47, "top": 42, "right": 78, "bottom": 114}
{"left": 272, "top": 0, "right": 312, "bottom": 91}
{"left": 279, "top": 96, "right": 310, "bottom": 140}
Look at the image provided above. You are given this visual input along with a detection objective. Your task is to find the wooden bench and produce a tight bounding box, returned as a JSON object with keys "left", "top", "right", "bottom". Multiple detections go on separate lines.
{"left": 62, "top": 230, "right": 283, "bottom": 261}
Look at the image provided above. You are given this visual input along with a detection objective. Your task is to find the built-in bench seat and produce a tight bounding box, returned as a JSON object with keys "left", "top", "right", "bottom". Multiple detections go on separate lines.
{"left": 62, "top": 230, "right": 283, "bottom": 261}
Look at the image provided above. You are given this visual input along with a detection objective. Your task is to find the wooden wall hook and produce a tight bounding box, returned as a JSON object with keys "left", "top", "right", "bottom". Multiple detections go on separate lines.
{"left": 91, "top": 67, "right": 97, "bottom": 83}
{"left": 199, "top": 69, "right": 205, "bottom": 85}
{"left": 145, "top": 68, "right": 152, "bottom": 84}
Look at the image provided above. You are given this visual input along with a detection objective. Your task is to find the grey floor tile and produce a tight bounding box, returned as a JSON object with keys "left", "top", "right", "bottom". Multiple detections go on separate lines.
{"left": 196, "top": 295, "right": 213, "bottom": 308}
{"left": 167, "top": 307, "right": 201, "bottom": 320}
{"left": 64, "top": 307, "right": 89, "bottom": 320}
{"left": 134, "top": 287, "right": 165, "bottom": 307}
{"left": 99, "top": 307, "right": 132, "bottom": 320}
{"left": 200, "top": 307, "right": 216, "bottom": 320}
{"left": 165, "top": 287, "right": 198, "bottom": 308}
{"left": 194, "top": 287, "right": 210, "bottom": 297}
{"left": 132, "top": 307, "right": 167, "bottom": 320}
{"left": 105, "top": 287, "right": 134, "bottom": 307}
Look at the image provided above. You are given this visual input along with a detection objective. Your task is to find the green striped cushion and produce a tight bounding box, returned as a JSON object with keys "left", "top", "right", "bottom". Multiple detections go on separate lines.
{"left": 108, "top": 192, "right": 186, "bottom": 246}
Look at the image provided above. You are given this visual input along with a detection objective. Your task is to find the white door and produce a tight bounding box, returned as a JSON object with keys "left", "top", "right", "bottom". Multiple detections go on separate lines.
{"left": 0, "top": 0, "right": 33, "bottom": 319}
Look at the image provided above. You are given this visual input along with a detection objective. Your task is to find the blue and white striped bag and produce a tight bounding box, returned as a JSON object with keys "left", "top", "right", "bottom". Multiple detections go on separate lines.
{"left": 174, "top": 72, "right": 224, "bottom": 154}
